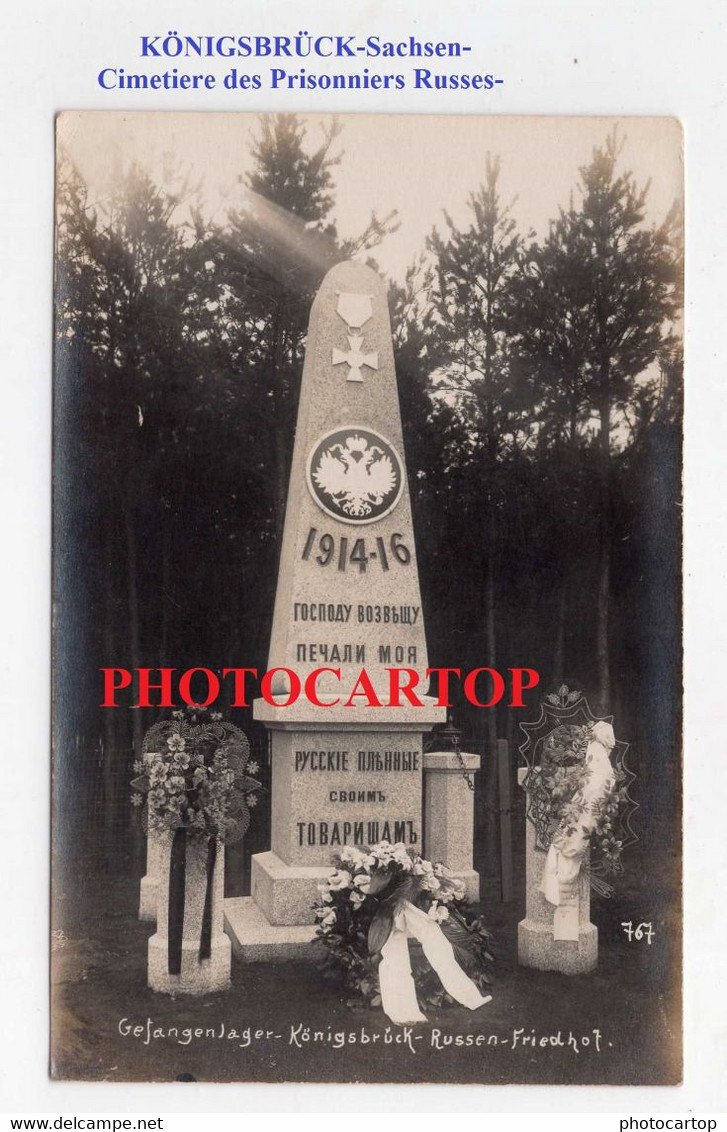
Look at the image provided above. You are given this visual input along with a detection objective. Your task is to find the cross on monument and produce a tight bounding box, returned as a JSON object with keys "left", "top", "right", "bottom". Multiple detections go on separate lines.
{"left": 332, "top": 335, "right": 379, "bottom": 382}
{"left": 332, "top": 289, "right": 379, "bottom": 383}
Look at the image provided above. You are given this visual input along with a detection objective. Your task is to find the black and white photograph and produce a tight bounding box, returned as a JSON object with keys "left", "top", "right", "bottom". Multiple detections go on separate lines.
{"left": 51, "top": 111, "right": 683, "bottom": 1087}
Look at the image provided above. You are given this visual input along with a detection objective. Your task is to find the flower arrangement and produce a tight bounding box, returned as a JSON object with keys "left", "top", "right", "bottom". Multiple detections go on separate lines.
{"left": 313, "top": 841, "right": 494, "bottom": 1010}
{"left": 130, "top": 704, "right": 263, "bottom": 845}
{"left": 532, "top": 722, "right": 630, "bottom": 878}
{"left": 591, "top": 781, "right": 629, "bottom": 871}
{"left": 537, "top": 724, "right": 591, "bottom": 835}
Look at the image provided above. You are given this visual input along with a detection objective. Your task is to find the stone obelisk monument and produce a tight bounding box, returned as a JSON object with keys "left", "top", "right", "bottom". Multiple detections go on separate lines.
{"left": 225, "top": 260, "right": 447, "bottom": 958}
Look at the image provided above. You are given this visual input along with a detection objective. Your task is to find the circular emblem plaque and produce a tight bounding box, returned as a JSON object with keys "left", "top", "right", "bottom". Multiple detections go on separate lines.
{"left": 306, "top": 426, "right": 405, "bottom": 525}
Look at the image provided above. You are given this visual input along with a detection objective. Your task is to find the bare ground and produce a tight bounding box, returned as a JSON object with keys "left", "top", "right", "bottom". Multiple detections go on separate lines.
{"left": 50, "top": 839, "right": 681, "bottom": 1086}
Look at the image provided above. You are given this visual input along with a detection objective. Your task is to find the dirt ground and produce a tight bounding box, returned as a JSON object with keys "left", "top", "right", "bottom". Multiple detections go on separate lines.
{"left": 50, "top": 838, "right": 681, "bottom": 1087}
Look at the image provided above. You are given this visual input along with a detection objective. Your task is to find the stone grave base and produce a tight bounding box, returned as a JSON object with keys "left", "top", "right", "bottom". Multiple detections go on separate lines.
{"left": 517, "top": 917, "right": 597, "bottom": 975}
{"left": 224, "top": 847, "right": 329, "bottom": 962}
{"left": 148, "top": 931, "right": 232, "bottom": 994}
{"left": 224, "top": 897, "right": 325, "bottom": 962}
{"left": 252, "top": 850, "right": 333, "bottom": 925}
{"left": 138, "top": 876, "right": 157, "bottom": 922}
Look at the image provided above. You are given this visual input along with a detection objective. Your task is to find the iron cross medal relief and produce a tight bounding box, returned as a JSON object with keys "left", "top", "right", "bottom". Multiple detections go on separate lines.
{"left": 332, "top": 291, "right": 379, "bottom": 383}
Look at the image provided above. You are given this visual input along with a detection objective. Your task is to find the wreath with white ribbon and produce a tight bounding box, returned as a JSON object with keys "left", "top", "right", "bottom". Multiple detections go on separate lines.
{"left": 519, "top": 686, "right": 638, "bottom": 941}
{"left": 313, "top": 841, "right": 494, "bottom": 1025}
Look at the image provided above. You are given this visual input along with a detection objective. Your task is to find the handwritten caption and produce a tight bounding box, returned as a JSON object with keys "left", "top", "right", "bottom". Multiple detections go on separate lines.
{"left": 118, "top": 1017, "right": 607, "bottom": 1056}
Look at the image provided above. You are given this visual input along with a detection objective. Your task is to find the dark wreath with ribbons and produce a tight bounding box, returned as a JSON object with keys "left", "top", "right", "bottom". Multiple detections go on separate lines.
{"left": 130, "top": 705, "right": 263, "bottom": 975}
{"left": 519, "top": 685, "right": 639, "bottom": 895}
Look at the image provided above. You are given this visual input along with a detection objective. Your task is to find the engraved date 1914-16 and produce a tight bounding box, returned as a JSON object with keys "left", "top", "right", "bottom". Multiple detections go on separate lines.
{"left": 302, "top": 527, "right": 411, "bottom": 572}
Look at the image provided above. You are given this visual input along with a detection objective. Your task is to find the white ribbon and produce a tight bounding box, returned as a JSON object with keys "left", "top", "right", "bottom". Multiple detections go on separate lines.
{"left": 378, "top": 901, "right": 492, "bottom": 1025}
{"left": 541, "top": 721, "right": 616, "bottom": 940}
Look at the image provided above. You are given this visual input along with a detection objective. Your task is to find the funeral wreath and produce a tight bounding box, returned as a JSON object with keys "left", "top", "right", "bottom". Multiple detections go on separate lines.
{"left": 313, "top": 841, "right": 495, "bottom": 1014}
{"left": 518, "top": 682, "right": 638, "bottom": 905}
{"left": 131, "top": 704, "right": 263, "bottom": 842}
{"left": 528, "top": 722, "right": 631, "bottom": 878}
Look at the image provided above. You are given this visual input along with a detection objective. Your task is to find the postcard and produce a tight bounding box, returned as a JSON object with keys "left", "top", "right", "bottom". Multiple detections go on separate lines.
{"left": 51, "top": 110, "right": 682, "bottom": 1086}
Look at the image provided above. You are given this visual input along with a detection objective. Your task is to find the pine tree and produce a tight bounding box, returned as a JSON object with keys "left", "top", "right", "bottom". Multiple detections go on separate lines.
{"left": 509, "top": 132, "right": 680, "bottom": 709}
{"left": 426, "top": 157, "right": 530, "bottom": 734}
{"left": 55, "top": 157, "right": 211, "bottom": 863}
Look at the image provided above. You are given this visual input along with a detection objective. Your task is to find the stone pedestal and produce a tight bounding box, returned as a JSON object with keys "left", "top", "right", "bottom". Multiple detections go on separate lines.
{"left": 224, "top": 897, "right": 325, "bottom": 962}
{"left": 148, "top": 833, "right": 231, "bottom": 994}
{"left": 138, "top": 830, "right": 162, "bottom": 922}
{"left": 224, "top": 718, "right": 440, "bottom": 958}
{"left": 517, "top": 769, "right": 597, "bottom": 974}
{"left": 423, "top": 751, "right": 480, "bottom": 900}
{"left": 251, "top": 851, "right": 333, "bottom": 925}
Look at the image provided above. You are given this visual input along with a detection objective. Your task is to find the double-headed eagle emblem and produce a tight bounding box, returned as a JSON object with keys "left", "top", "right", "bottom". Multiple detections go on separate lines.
{"left": 311, "top": 433, "right": 399, "bottom": 519}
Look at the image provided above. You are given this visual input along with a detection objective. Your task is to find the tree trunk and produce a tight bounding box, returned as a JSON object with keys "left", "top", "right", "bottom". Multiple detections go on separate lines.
{"left": 553, "top": 571, "right": 568, "bottom": 687}
{"left": 101, "top": 712, "right": 117, "bottom": 871}
{"left": 270, "top": 300, "right": 290, "bottom": 543}
{"left": 485, "top": 501, "right": 498, "bottom": 753}
{"left": 123, "top": 494, "right": 144, "bottom": 758}
{"left": 274, "top": 410, "right": 288, "bottom": 541}
{"left": 482, "top": 473, "right": 500, "bottom": 897}
{"left": 101, "top": 512, "right": 123, "bottom": 870}
{"left": 159, "top": 517, "right": 171, "bottom": 672}
{"left": 596, "top": 397, "right": 611, "bottom": 713}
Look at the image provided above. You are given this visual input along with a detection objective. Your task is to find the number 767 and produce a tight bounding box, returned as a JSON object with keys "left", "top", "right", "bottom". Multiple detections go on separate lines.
{"left": 621, "top": 921, "right": 654, "bottom": 944}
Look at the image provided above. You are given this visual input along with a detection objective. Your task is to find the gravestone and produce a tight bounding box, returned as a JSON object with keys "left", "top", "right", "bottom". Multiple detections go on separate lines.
{"left": 515, "top": 690, "right": 636, "bottom": 975}
{"left": 138, "top": 752, "right": 162, "bottom": 921}
{"left": 517, "top": 767, "right": 597, "bottom": 974}
{"left": 224, "top": 260, "right": 447, "bottom": 959}
{"left": 138, "top": 830, "right": 161, "bottom": 922}
{"left": 148, "top": 834, "right": 231, "bottom": 994}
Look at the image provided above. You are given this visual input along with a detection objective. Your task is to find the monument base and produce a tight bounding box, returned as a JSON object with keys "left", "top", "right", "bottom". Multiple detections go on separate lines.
{"left": 147, "top": 932, "right": 232, "bottom": 994}
{"left": 224, "top": 897, "right": 325, "bottom": 962}
{"left": 252, "top": 850, "right": 333, "bottom": 925}
{"left": 517, "top": 917, "right": 597, "bottom": 974}
{"left": 225, "top": 848, "right": 330, "bottom": 962}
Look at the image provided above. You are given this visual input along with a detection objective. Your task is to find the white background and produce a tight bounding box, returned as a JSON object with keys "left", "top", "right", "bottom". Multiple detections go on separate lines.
{"left": 1, "top": 0, "right": 724, "bottom": 1116}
